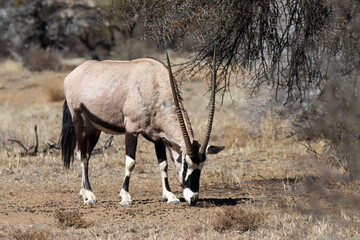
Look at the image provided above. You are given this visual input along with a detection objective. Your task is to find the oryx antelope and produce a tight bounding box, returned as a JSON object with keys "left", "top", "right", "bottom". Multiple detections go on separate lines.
{"left": 60, "top": 52, "right": 224, "bottom": 206}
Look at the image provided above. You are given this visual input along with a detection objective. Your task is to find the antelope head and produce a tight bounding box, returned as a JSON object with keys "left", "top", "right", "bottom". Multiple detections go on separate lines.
{"left": 166, "top": 51, "right": 225, "bottom": 205}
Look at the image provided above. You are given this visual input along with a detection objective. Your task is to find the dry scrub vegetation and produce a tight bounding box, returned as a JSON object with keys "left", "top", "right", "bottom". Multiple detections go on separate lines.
{"left": 54, "top": 209, "right": 90, "bottom": 229}
{"left": 1, "top": 59, "right": 360, "bottom": 239}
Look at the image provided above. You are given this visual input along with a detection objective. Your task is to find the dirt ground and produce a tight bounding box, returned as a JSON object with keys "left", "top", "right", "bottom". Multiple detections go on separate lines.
{"left": 1, "top": 60, "right": 360, "bottom": 239}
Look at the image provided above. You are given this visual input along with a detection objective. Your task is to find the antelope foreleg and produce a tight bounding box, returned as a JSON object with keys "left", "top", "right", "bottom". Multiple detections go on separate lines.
{"left": 155, "top": 141, "right": 179, "bottom": 204}
{"left": 119, "top": 133, "right": 138, "bottom": 206}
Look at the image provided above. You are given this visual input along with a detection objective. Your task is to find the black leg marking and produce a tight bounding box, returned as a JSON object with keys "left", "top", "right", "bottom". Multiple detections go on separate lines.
{"left": 122, "top": 133, "right": 138, "bottom": 192}
{"left": 87, "top": 127, "right": 101, "bottom": 156}
{"left": 154, "top": 141, "right": 179, "bottom": 204}
{"left": 74, "top": 112, "right": 92, "bottom": 191}
{"left": 82, "top": 160, "right": 92, "bottom": 191}
{"left": 119, "top": 133, "right": 138, "bottom": 205}
{"left": 155, "top": 141, "right": 170, "bottom": 192}
{"left": 164, "top": 177, "right": 171, "bottom": 192}
{"left": 123, "top": 176, "right": 130, "bottom": 192}
{"left": 125, "top": 133, "right": 138, "bottom": 159}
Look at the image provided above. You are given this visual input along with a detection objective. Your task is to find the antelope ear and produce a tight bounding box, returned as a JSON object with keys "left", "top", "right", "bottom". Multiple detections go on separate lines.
{"left": 206, "top": 145, "right": 225, "bottom": 154}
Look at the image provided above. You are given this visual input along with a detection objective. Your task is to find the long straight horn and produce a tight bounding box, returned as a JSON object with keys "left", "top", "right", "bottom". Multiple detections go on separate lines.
{"left": 166, "top": 52, "right": 194, "bottom": 156}
{"left": 199, "top": 49, "right": 217, "bottom": 155}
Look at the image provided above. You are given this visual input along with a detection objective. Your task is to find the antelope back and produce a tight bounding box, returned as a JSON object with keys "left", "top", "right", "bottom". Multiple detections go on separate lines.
{"left": 64, "top": 59, "right": 194, "bottom": 145}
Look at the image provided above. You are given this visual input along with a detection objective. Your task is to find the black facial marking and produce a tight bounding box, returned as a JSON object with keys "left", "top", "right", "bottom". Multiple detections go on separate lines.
{"left": 182, "top": 143, "right": 205, "bottom": 194}
{"left": 199, "top": 154, "right": 206, "bottom": 163}
{"left": 182, "top": 161, "right": 188, "bottom": 188}
{"left": 184, "top": 169, "right": 201, "bottom": 192}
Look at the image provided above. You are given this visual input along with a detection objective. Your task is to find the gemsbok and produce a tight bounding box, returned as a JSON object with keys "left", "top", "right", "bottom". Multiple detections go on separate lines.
{"left": 60, "top": 52, "right": 224, "bottom": 206}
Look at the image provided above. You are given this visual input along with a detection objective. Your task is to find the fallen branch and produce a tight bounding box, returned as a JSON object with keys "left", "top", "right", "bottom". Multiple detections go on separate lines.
{"left": 7, "top": 139, "right": 29, "bottom": 153}
{"left": 33, "top": 125, "right": 38, "bottom": 154}
{"left": 43, "top": 141, "right": 61, "bottom": 153}
{"left": 92, "top": 136, "right": 114, "bottom": 155}
{"left": 8, "top": 126, "right": 114, "bottom": 157}
{"left": 8, "top": 125, "right": 60, "bottom": 156}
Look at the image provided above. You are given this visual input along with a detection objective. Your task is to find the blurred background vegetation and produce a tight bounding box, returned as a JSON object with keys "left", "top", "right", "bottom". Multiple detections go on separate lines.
{"left": 0, "top": 0, "right": 162, "bottom": 68}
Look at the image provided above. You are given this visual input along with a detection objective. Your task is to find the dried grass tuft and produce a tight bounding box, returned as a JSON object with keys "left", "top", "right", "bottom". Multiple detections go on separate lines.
{"left": 225, "top": 124, "right": 253, "bottom": 149}
{"left": 212, "top": 206, "right": 264, "bottom": 233}
{"left": 0, "top": 59, "right": 29, "bottom": 76}
{"left": 54, "top": 209, "right": 90, "bottom": 229}
{"left": 43, "top": 77, "right": 65, "bottom": 102}
{"left": 10, "top": 229, "right": 48, "bottom": 240}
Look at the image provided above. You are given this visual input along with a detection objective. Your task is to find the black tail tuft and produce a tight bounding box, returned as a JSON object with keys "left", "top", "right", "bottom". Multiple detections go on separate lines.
{"left": 60, "top": 100, "right": 76, "bottom": 168}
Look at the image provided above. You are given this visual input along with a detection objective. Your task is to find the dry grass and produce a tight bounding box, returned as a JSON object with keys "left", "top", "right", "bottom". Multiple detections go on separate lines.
{"left": 0, "top": 60, "right": 360, "bottom": 239}
{"left": 8, "top": 229, "right": 48, "bottom": 240}
{"left": 212, "top": 206, "right": 265, "bottom": 233}
{"left": 0, "top": 60, "right": 68, "bottom": 103}
{"left": 23, "top": 45, "right": 62, "bottom": 72}
{"left": 0, "top": 59, "right": 30, "bottom": 79}
{"left": 54, "top": 209, "right": 90, "bottom": 229}
{"left": 43, "top": 76, "right": 65, "bottom": 102}
{"left": 222, "top": 109, "right": 291, "bottom": 152}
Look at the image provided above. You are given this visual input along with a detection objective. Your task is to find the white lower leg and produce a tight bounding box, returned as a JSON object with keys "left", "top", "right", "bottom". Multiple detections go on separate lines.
{"left": 119, "top": 188, "right": 132, "bottom": 203}
{"left": 125, "top": 155, "right": 135, "bottom": 177}
{"left": 162, "top": 188, "right": 179, "bottom": 203}
{"left": 159, "top": 161, "right": 179, "bottom": 203}
{"left": 119, "top": 156, "right": 135, "bottom": 205}
{"left": 79, "top": 159, "right": 97, "bottom": 204}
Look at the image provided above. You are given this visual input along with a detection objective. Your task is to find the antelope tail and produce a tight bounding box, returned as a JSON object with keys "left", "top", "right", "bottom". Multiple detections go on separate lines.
{"left": 60, "top": 100, "right": 76, "bottom": 168}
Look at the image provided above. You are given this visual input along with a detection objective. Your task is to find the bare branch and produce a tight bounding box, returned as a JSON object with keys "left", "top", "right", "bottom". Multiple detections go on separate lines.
{"left": 8, "top": 139, "right": 29, "bottom": 153}
{"left": 92, "top": 136, "right": 114, "bottom": 155}
{"left": 8, "top": 125, "right": 61, "bottom": 156}
{"left": 33, "top": 125, "right": 38, "bottom": 154}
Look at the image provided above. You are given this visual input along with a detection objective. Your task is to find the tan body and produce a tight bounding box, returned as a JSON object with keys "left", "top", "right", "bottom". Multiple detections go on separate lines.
{"left": 64, "top": 59, "right": 192, "bottom": 149}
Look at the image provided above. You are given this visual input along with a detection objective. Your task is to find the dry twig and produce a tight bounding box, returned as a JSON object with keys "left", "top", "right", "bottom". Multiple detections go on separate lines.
{"left": 8, "top": 125, "right": 60, "bottom": 156}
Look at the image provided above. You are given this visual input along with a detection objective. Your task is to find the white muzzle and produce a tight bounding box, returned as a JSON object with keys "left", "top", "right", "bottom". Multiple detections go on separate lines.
{"left": 183, "top": 188, "right": 199, "bottom": 205}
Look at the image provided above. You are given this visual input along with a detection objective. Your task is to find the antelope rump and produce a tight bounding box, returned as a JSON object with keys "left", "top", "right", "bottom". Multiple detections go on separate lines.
{"left": 60, "top": 52, "right": 224, "bottom": 206}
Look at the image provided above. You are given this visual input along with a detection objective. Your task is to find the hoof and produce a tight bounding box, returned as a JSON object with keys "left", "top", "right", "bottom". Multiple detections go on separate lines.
{"left": 85, "top": 199, "right": 97, "bottom": 205}
{"left": 79, "top": 189, "right": 97, "bottom": 204}
{"left": 161, "top": 197, "right": 180, "bottom": 204}
{"left": 120, "top": 201, "right": 132, "bottom": 206}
